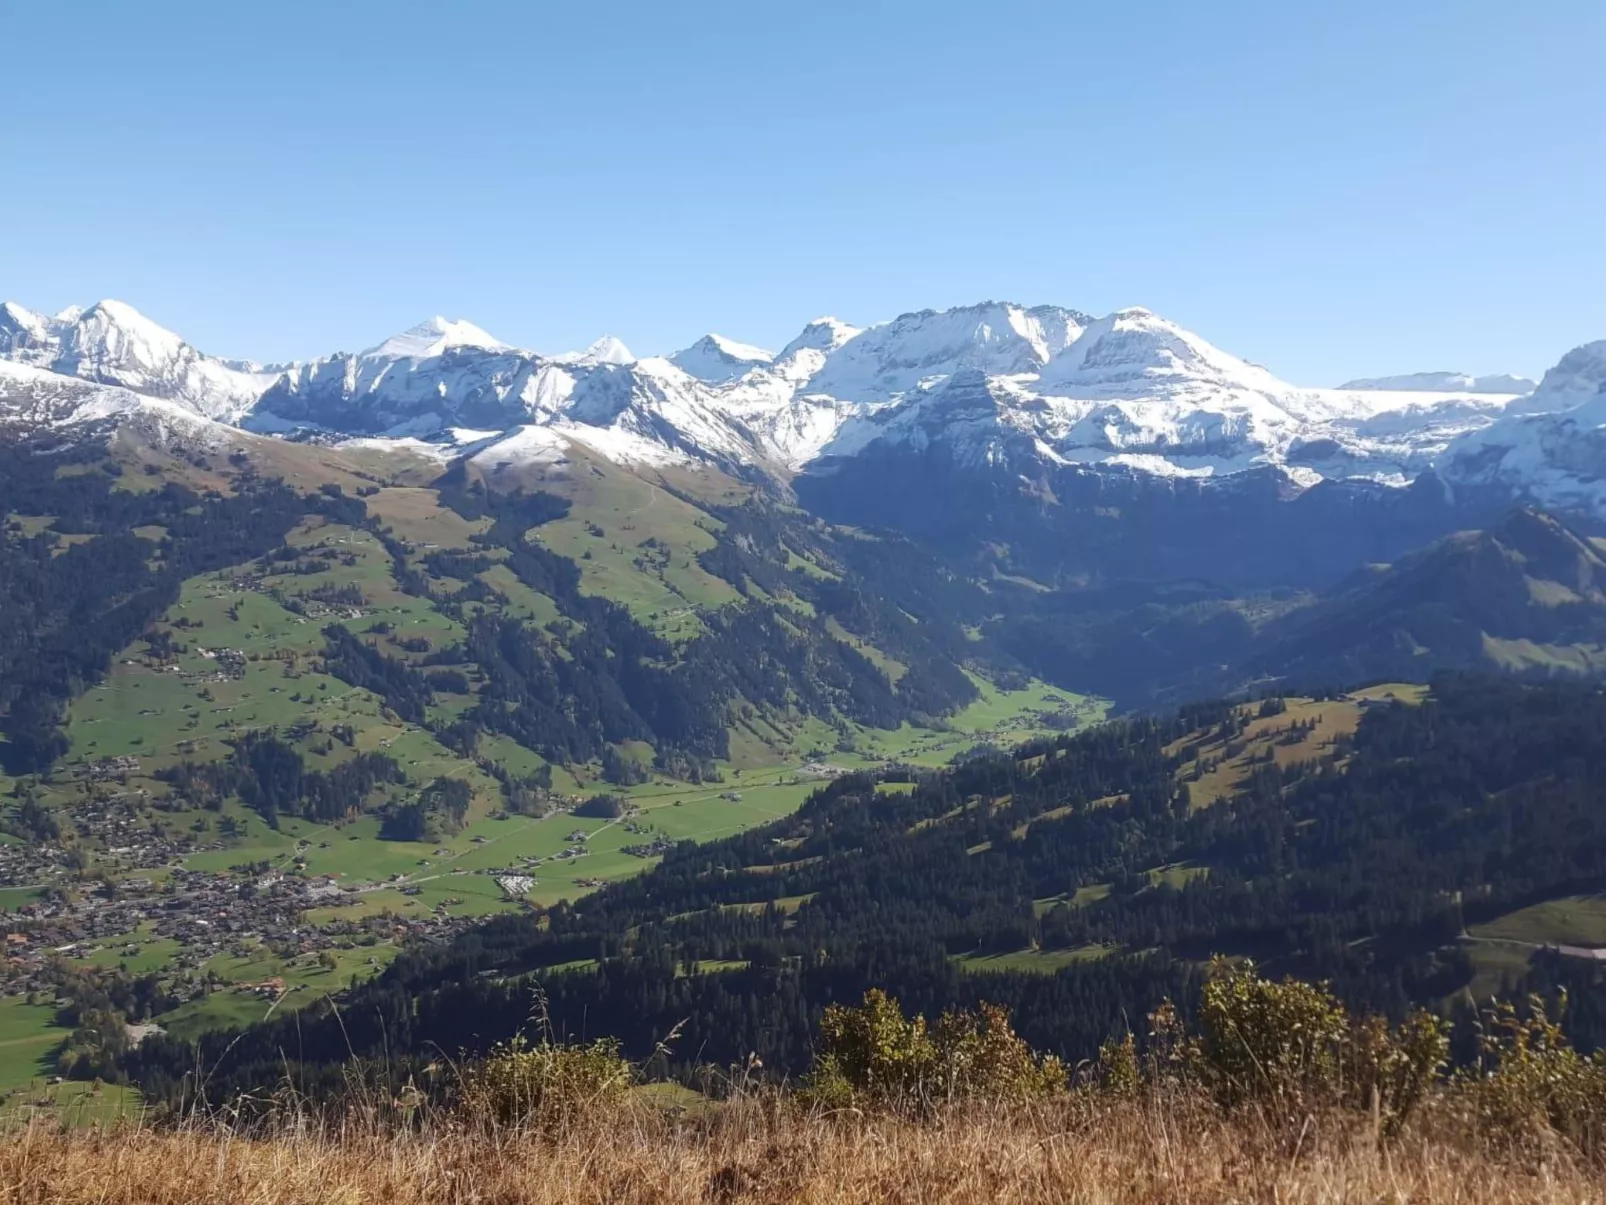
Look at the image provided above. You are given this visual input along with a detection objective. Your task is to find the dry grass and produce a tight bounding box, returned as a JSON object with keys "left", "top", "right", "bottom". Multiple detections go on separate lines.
{"left": 0, "top": 1095, "right": 1600, "bottom": 1204}
{"left": 1173, "top": 697, "right": 1366, "bottom": 809}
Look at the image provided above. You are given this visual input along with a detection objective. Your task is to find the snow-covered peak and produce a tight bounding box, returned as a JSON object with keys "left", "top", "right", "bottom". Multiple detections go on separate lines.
{"left": 1514, "top": 340, "right": 1606, "bottom": 414}
{"left": 669, "top": 333, "right": 775, "bottom": 383}
{"left": 779, "top": 317, "right": 862, "bottom": 359}
{"left": 1337, "top": 370, "right": 1536, "bottom": 394}
{"left": 802, "top": 301, "right": 1091, "bottom": 402}
{"left": 0, "top": 303, "right": 60, "bottom": 360}
{"left": 586, "top": 336, "right": 634, "bottom": 365}
{"left": 1037, "top": 307, "right": 1279, "bottom": 397}
{"left": 1, "top": 299, "right": 189, "bottom": 367}
{"left": 551, "top": 335, "right": 635, "bottom": 366}
{"left": 364, "top": 315, "right": 509, "bottom": 361}
{"left": 1438, "top": 340, "right": 1606, "bottom": 515}
{"left": 6, "top": 291, "right": 1602, "bottom": 516}
{"left": 64, "top": 299, "right": 191, "bottom": 372}
{"left": 0, "top": 298, "right": 279, "bottom": 423}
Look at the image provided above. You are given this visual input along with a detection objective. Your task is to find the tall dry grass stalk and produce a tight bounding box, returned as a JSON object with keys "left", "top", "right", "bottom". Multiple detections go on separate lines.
{"left": 0, "top": 1090, "right": 1600, "bottom": 1204}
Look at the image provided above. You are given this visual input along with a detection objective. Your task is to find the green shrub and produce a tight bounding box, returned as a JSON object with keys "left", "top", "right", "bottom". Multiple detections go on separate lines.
{"left": 1094, "top": 1032, "right": 1140, "bottom": 1098}
{"left": 457, "top": 1034, "right": 633, "bottom": 1130}
{"left": 1194, "top": 960, "right": 1351, "bottom": 1111}
{"left": 1451, "top": 992, "right": 1606, "bottom": 1156}
{"left": 1187, "top": 961, "right": 1446, "bottom": 1132}
{"left": 801, "top": 988, "right": 1065, "bottom": 1114}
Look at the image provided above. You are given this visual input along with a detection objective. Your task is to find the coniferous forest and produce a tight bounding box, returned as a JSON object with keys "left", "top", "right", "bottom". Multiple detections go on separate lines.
{"left": 123, "top": 675, "right": 1606, "bottom": 1108}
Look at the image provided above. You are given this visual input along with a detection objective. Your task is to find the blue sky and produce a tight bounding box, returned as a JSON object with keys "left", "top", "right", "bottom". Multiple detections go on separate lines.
{"left": 2, "top": 0, "right": 1602, "bottom": 383}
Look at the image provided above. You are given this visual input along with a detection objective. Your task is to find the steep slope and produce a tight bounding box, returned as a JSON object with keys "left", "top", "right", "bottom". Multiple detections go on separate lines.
{"left": 1439, "top": 341, "right": 1606, "bottom": 517}
{"left": 801, "top": 301, "right": 1090, "bottom": 402}
{"left": 0, "top": 300, "right": 278, "bottom": 423}
{"left": 696, "top": 318, "right": 868, "bottom": 469}
{"left": 1244, "top": 507, "right": 1606, "bottom": 686}
{"left": 795, "top": 306, "right": 1519, "bottom": 594}
{"left": 0, "top": 359, "right": 235, "bottom": 450}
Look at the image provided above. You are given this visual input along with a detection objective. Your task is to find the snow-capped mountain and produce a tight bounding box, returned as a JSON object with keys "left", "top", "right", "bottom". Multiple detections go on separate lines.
{"left": 1439, "top": 340, "right": 1606, "bottom": 516}
{"left": 807, "top": 307, "right": 1526, "bottom": 486}
{"left": 0, "top": 295, "right": 1594, "bottom": 514}
{"left": 0, "top": 358, "right": 243, "bottom": 455}
{"left": 243, "top": 318, "right": 771, "bottom": 471}
{"left": 364, "top": 315, "right": 509, "bottom": 361}
{"left": 1337, "top": 371, "right": 1536, "bottom": 395}
{"left": 551, "top": 336, "right": 634, "bottom": 367}
{"left": 246, "top": 317, "right": 540, "bottom": 438}
{"left": 802, "top": 302, "right": 1089, "bottom": 403}
{"left": 779, "top": 317, "right": 862, "bottom": 361}
{"left": 669, "top": 334, "right": 774, "bottom": 384}
{"left": 0, "top": 300, "right": 279, "bottom": 423}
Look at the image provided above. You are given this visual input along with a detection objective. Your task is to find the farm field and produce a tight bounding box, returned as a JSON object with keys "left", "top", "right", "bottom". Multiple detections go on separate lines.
{"left": 1469, "top": 895, "right": 1606, "bottom": 949}
{"left": 0, "top": 1001, "right": 60, "bottom": 1094}
{"left": 1461, "top": 894, "right": 1606, "bottom": 999}
{"left": 834, "top": 676, "right": 1107, "bottom": 769}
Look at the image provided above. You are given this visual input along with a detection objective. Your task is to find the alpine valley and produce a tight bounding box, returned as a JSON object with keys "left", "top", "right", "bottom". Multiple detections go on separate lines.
{"left": 5, "top": 293, "right": 1606, "bottom": 1119}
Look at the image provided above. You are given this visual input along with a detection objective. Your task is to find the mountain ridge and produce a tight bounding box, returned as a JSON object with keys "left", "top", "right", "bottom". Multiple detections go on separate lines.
{"left": 0, "top": 295, "right": 1592, "bottom": 516}
{"left": 1337, "top": 370, "right": 1537, "bottom": 394}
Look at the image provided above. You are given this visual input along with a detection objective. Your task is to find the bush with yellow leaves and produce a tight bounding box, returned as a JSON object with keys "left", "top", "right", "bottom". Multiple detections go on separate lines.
{"left": 801, "top": 988, "right": 1066, "bottom": 1114}
{"left": 1449, "top": 992, "right": 1606, "bottom": 1157}
{"left": 1191, "top": 961, "right": 1447, "bottom": 1132}
{"left": 456, "top": 1033, "right": 634, "bottom": 1131}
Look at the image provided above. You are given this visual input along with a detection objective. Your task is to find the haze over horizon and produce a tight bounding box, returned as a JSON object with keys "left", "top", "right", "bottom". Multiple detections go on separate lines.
{"left": 2, "top": 0, "right": 1603, "bottom": 384}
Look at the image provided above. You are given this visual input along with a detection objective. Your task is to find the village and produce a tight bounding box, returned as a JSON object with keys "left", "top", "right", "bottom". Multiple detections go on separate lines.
{"left": 0, "top": 778, "right": 513, "bottom": 1011}
{"left": 0, "top": 749, "right": 704, "bottom": 1016}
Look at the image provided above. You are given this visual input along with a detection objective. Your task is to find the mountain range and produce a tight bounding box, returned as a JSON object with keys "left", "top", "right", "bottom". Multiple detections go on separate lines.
{"left": 10, "top": 290, "right": 1606, "bottom": 1114}
{"left": 5, "top": 297, "right": 1604, "bottom": 522}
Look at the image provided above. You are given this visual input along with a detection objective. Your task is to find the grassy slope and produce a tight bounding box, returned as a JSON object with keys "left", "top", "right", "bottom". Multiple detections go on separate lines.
{"left": 0, "top": 443, "right": 1111, "bottom": 1080}
{"left": 1462, "top": 895, "right": 1606, "bottom": 999}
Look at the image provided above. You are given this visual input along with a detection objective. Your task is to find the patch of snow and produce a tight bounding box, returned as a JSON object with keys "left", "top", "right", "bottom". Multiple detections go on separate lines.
{"left": 337, "top": 436, "right": 464, "bottom": 462}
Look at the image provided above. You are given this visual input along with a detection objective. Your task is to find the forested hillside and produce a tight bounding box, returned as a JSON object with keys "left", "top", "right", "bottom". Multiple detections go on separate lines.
{"left": 987, "top": 507, "right": 1606, "bottom": 707}
{"left": 0, "top": 440, "right": 364, "bottom": 774}
{"left": 124, "top": 675, "right": 1606, "bottom": 1108}
{"left": 10, "top": 421, "right": 1606, "bottom": 1121}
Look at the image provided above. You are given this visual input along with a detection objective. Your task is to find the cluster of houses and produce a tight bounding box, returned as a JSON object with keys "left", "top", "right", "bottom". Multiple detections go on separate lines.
{"left": 0, "top": 842, "right": 483, "bottom": 1006}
